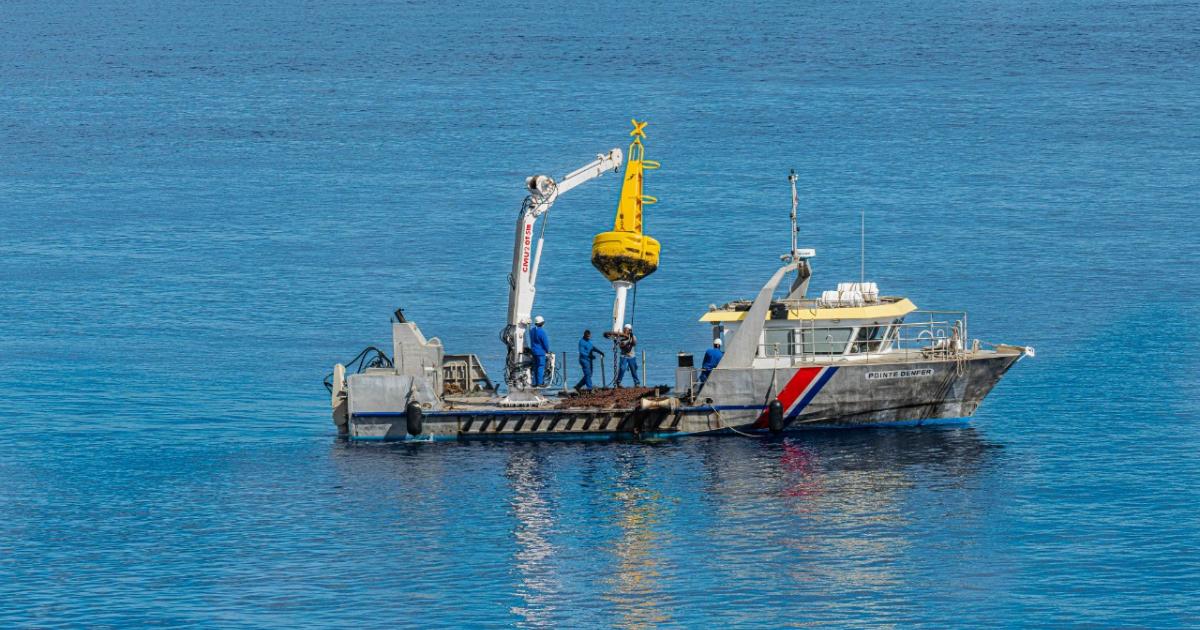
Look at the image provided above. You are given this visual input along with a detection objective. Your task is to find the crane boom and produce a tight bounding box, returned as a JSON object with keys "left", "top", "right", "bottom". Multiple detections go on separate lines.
{"left": 553, "top": 153, "right": 624, "bottom": 196}
{"left": 501, "top": 148, "right": 623, "bottom": 396}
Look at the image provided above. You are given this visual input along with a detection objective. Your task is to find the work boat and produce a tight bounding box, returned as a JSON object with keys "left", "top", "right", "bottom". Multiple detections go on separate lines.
{"left": 328, "top": 139, "right": 1032, "bottom": 441}
{"left": 683, "top": 269, "right": 1032, "bottom": 433}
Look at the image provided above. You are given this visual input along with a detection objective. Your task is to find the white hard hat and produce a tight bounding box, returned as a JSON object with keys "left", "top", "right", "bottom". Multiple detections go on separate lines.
{"left": 534, "top": 315, "right": 544, "bottom": 324}
{"left": 623, "top": 323, "right": 632, "bottom": 330}
{"left": 714, "top": 338, "right": 722, "bottom": 346}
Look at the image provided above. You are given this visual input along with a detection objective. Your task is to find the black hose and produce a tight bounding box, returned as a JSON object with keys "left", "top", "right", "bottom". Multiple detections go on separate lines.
{"left": 323, "top": 345, "right": 394, "bottom": 392}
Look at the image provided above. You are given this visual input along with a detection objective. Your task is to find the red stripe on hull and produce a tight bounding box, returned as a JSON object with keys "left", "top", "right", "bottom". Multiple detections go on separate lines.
{"left": 754, "top": 366, "right": 822, "bottom": 428}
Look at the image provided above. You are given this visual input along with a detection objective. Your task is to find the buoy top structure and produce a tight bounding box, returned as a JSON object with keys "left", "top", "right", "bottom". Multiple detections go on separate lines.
{"left": 591, "top": 119, "right": 662, "bottom": 332}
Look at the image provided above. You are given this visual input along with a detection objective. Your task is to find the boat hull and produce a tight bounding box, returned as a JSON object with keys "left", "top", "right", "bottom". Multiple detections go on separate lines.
{"left": 675, "top": 350, "right": 1022, "bottom": 435}
{"left": 344, "top": 350, "right": 1022, "bottom": 441}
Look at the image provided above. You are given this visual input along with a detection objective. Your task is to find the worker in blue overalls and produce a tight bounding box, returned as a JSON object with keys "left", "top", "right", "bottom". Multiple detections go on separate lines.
{"left": 528, "top": 315, "right": 550, "bottom": 387}
{"left": 699, "top": 337, "right": 723, "bottom": 385}
{"left": 574, "top": 329, "right": 604, "bottom": 391}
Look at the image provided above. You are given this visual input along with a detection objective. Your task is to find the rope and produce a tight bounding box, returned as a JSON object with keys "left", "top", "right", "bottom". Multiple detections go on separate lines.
{"left": 703, "top": 405, "right": 765, "bottom": 439}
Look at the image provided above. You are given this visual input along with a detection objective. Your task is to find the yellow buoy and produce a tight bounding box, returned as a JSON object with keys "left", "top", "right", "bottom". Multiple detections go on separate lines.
{"left": 592, "top": 119, "right": 661, "bottom": 332}
{"left": 591, "top": 119, "right": 661, "bottom": 284}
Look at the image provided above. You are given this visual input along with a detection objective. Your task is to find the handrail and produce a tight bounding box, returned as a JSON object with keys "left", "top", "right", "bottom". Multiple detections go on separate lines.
{"left": 752, "top": 310, "right": 970, "bottom": 365}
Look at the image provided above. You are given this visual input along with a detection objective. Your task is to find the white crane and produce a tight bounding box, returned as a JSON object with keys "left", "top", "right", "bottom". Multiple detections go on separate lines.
{"left": 500, "top": 148, "right": 624, "bottom": 404}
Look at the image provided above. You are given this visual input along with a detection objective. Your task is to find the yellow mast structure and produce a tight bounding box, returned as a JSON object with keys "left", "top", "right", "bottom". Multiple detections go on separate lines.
{"left": 591, "top": 119, "right": 662, "bottom": 332}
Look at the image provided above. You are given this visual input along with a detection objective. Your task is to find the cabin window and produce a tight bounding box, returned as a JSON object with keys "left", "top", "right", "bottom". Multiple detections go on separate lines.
{"left": 760, "top": 327, "right": 855, "bottom": 356}
{"left": 797, "top": 328, "right": 853, "bottom": 355}
{"left": 852, "top": 326, "right": 886, "bottom": 353}
{"left": 762, "top": 328, "right": 794, "bottom": 357}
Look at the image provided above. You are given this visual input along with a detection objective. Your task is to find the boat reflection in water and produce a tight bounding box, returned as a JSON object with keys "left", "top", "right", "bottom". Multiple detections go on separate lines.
{"left": 603, "top": 451, "right": 671, "bottom": 630}
{"left": 329, "top": 426, "right": 1002, "bottom": 625}
{"left": 505, "top": 451, "right": 564, "bottom": 626}
{"left": 696, "top": 428, "right": 1003, "bottom": 602}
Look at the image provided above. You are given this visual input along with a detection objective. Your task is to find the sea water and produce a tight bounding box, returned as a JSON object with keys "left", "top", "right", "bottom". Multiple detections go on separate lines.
{"left": 1, "top": 0, "right": 1198, "bottom": 625}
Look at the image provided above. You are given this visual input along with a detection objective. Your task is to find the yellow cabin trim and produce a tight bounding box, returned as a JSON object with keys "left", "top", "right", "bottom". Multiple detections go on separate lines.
{"left": 699, "top": 298, "right": 918, "bottom": 323}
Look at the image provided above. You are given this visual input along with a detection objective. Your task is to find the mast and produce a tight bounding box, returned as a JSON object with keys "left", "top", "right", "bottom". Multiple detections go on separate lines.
{"left": 790, "top": 169, "right": 799, "bottom": 259}
{"left": 860, "top": 208, "right": 866, "bottom": 283}
{"left": 783, "top": 169, "right": 815, "bottom": 300}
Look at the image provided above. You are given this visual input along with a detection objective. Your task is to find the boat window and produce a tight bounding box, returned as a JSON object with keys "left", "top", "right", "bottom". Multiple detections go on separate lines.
{"left": 761, "top": 328, "right": 794, "bottom": 357}
{"left": 797, "top": 328, "right": 853, "bottom": 355}
{"left": 852, "top": 326, "right": 885, "bottom": 353}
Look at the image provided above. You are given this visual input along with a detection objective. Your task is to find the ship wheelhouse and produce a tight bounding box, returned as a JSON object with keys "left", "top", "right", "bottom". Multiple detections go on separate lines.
{"left": 699, "top": 286, "right": 967, "bottom": 366}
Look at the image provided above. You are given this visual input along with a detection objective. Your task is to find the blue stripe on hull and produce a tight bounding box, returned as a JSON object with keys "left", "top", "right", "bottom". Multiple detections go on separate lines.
{"left": 788, "top": 366, "right": 839, "bottom": 420}
{"left": 350, "top": 431, "right": 685, "bottom": 443}
{"left": 347, "top": 416, "right": 970, "bottom": 442}
{"left": 707, "top": 416, "right": 971, "bottom": 435}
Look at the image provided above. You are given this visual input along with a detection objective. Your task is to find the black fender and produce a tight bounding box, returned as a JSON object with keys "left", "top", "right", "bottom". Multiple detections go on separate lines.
{"left": 405, "top": 402, "right": 423, "bottom": 436}
{"left": 768, "top": 399, "right": 784, "bottom": 434}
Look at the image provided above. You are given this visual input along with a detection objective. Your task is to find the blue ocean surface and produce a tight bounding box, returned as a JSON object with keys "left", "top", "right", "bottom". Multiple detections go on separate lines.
{"left": 2, "top": 0, "right": 1198, "bottom": 626}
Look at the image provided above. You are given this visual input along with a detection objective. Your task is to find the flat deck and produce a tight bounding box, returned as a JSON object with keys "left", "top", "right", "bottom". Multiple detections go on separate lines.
{"left": 350, "top": 390, "right": 680, "bottom": 441}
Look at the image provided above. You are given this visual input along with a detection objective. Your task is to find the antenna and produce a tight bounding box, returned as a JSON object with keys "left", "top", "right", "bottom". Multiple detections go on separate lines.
{"left": 788, "top": 169, "right": 799, "bottom": 260}
{"left": 860, "top": 208, "right": 866, "bottom": 282}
